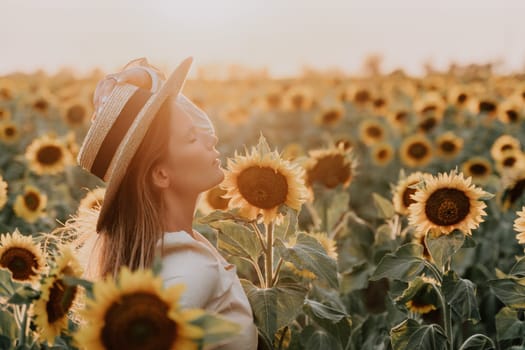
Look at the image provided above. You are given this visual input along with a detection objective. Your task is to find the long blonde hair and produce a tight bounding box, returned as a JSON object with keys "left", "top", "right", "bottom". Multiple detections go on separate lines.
{"left": 96, "top": 99, "right": 172, "bottom": 278}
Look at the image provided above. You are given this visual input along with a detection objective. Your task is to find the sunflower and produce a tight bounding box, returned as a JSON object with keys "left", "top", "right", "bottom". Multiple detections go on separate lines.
{"left": 28, "top": 89, "right": 57, "bottom": 117}
{"left": 75, "top": 267, "right": 204, "bottom": 350}
{"left": 197, "top": 185, "right": 230, "bottom": 215}
{"left": 461, "top": 157, "right": 493, "bottom": 185}
{"left": 34, "top": 246, "right": 83, "bottom": 344}
{"left": 63, "top": 131, "right": 80, "bottom": 159}
{"left": 281, "top": 142, "right": 305, "bottom": 161}
{"left": 392, "top": 171, "right": 431, "bottom": 215}
{"left": 435, "top": 132, "right": 463, "bottom": 160}
{"left": 314, "top": 102, "right": 345, "bottom": 127}
{"left": 304, "top": 144, "right": 355, "bottom": 194}
{"left": 282, "top": 85, "right": 315, "bottom": 112}
{"left": 514, "top": 206, "right": 525, "bottom": 244}
{"left": 497, "top": 97, "right": 523, "bottom": 124}
{"left": 371, "top": 142, "right": 394, "bottom": 166}
{"left": 0, "top": 79, "right": 16, "bottom": 101}
{"left": 495, "top": 150, "right": 525, "bottom": 175}
{"left": 413, "top": 92, "right": 446, "bottom": 119}
{"left": 13, "top": 185, "right": 47, "bottom": 223}
{"left": 25, "top": 134, "right": 73, "bottom": 175}
{"left": 371, "top": 94, "right": 389, "bottom": 117}
{"left": 471, "top": 95, "right": 498, "bottom": 116}
{"left": 78, "top": 187, "right": 106, "bottom": 212}
{"left": 447, "top": 85, "right": 471, "bottom": 108}
{"left": 491, "top": 135, "right": 521, "bottom": 161}
{"left": 0, "top": 121, "right": 21, "bottom": 145}
{"left": 260, "top": 85, "right": 284, "bottom": 111}
{"left": 0, "top": 175, "right": 7, "bottom": 210}
{"left": 402, "top": 276, "right": 439, "bottom": 314}
{"left": 386, "top": 106, "right": 411, "bottom": 131}
{"left": 412, "top": 232, "right": 432, "bottom": 261}
{"left": 341, "top": 85, "right": 372, "bottom": 106}
{"left": 501, "top": 170, "right": 525, "bottom": 210}
{"left": 0, "top": 229, "right": 45, "bottom": 282}
{"left": 358, "top": 119, "right": 386, "bottom": 146}
{"left": 61, "top": 98, "right": 92, "bottom": 128}
{"left": 219, "top": 104, "right": 250, "bottom": 126}
{"left": 408, "top": 170, "right": 490, "bottom": 236}
{"left": 222, "top": 135, "right": 307, "bottom": 224}
{"left": 399, "top": 134, "right": 433, "bottom": 168}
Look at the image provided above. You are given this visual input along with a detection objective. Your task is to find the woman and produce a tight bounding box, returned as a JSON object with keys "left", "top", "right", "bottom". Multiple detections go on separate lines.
{"left": 76, "top": 57, "right": 258, "bottom": 349}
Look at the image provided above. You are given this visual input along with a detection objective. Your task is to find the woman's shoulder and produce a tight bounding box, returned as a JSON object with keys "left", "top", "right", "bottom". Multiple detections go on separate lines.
{"left": 158, "top": 231, "right": 218, "bottom": 265}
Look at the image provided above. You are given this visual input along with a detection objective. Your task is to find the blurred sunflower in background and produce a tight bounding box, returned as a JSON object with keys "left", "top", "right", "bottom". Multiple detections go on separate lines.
{"left": 371, "top": 142, "right": 394, "bottom": 167}
{"left": 399, "top": 276, "right": 440, "bottom": 315}
{"left": 34, "top": 246, "right": 83, "bottom": 345}
{"left": 358, "top": 119, "right": 386, "bottom": 146}
{"left": 461, "top": 156, "right": 493, "bottom": 185}
{"left": 447, "top": 85, "right": 471, "bottom": 109}
{"left": 399, "top": 134, "right": 433, "bottom": 168}
{"left": 28, "top": 89, "right": 57, "bottom": 117}
{"left": 497, "top": 97, "right": 523, "bottom": 124}
{"left": 61, "top": 98, "right": 92, "bottom": 128}
{"left": 25, "top": 134, "right": 73, "bottom": 175}
{"left": 78, "top": 187, "right": 106, "bottom": 212}
{"left": 197, "top": 184, "right": 230, "bottom": 215}
{"left": 0, "top": 228, "right": 45, "bottom": 282}
{"left": 282, "top": 84, "right": 315, "bottom": 112}
{"left": 222, "top": 135, "right": 307, "bottom": 224}
{"left": 314, "top": 102, "right": 345, "bottom": 127}
{"left": 495, "top": 150, "right": 525, "bottom": 175}
{"left": 0, "top": 106, "right": 12, "bottom": 121}
{"left": 304, "top": 143, "right": 355, "bottom": 197}
{"left": 501, "top": 170, "right": 525, "bottom": 210}
{"left": 435, "top": 132, "right": 464, "bottom": 160}
{"left": 408, "top": 170, "right": 491, "bottom": 236}
{"left": 392, "top": 171, "right": 430, "bottom": 216}
{"left": 76, "top": 267, "right": 205, "bottom": 350}
{"left": 490, "top": 134, "right": 521, "bottom": 161}
{"left": 281, "top": 142, "right": 305, "bottom": 161}
{"left": 13, "top": 185, "right": 47, "bottom": 223}
{"left": 0, "top": 121, "right": 21, "bottom": 145}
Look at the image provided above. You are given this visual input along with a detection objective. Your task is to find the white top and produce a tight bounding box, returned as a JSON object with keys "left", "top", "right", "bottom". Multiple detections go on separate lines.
{"left": 157, "top": 230, "right": 258, "bottom": 350}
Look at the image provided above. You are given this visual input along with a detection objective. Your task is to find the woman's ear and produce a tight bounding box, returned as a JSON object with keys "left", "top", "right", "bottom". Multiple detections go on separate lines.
{"left": 151, "top": 165, "right": 170, "bottom": 189}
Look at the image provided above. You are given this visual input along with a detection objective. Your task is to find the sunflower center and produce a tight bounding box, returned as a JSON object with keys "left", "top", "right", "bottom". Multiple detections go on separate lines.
{"left": 469, "top": 163, "right": 488, "bottom": 176}
{"left": 366, "top": 126, "right": 382, "bottom": 138}
{"left": 102, "top": 292, "right": 176, "bottom": 350}
{"left": 501, "top": 144, "right": 514, "bottom": 152}
{"left": 395, "top": 111, "right": 407, "bottom": 122}
{"left": 402, "top": 186, "right": 417, "bottom": 209}
{"left": 377, "top": 149, "right": 388, "bottom": 160}
{"left": 33, "top": 99, "right": 49, "bottom": 112}
{"left": 67, "top": 105, "right": 86, "bottom": 125}
{"left": 207, "top": 187, "right": 230, "bottom": 210}
{"left": 421, "top": 105, "right": 437, "bottom": 114}
{"left": 506, "top": 110, "right": 518, "bottom": 122}
{"left": 374, "top": 98, "right": 386, "bottom": 108}
{"left": 237, "top": 166, "right": 288, "bottom": 209}
{"left": 419, "top": 117, "right": 436, "bottom": 132}
{"left": 354, "top": 90, "right": 370, "bottom": 104}
{"left": 508, "top": 179, "right": 525, "bottom": 205}
{"left": 440, "top": 140, "right": 457, "bottom": 154}
{"left": 24, "top": 192, "right": 41, "bottom": 211}
{"left": 323, "top": 110, "right": 340, "bottom": 124}
{"left": 307, "top": 154, "right": 351, "bottom": 189}
{"left": 36, "top": 145, "right": 63, "bottom": 165}
{"left": 0, "top": 247, "right": 37, "bottom": 280}
{"left": 46, "top": 279, "right": 77, "bottom": 323}
{"left": 479, "top": 101, "right": 496, "bottom": 113}
{"left": 5, "top": 126, "right": 16, "bottom": 137}
{"left": 408, "top": 142, "right": 429, "bottom": 160}
{"left": 291, "top": 94, "right": 305, "bottom": 110}
{"left": 503, "top": 156, "right": 516, "bottom": 167}
{"left": 425, "top": 188, "right": 470, "bottom": 226}
{"left": 457, "top": 93, "right": 468, "bottom": 104}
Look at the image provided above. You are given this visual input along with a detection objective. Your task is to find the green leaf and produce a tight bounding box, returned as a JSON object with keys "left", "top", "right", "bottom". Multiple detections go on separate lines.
{"left": 458, "top": 334, "right": 495, "bottom": 350}
{"left": 240, "top": 279, "right": 307, "bottom": 342}
{"left": 212, "top": 221, "right": 262, "bottom": 261}
{"left": 495, "top": 306, "right": 525, "bottom": 342}
{"left": 62, "top": 275, "right": 94, "bottom": 299}
{"left": 425, "top": 230, "right": 465, "bottom": 271}
{"left": 0, "top": 269, "right": 23, "bottom": 297}
{"left": 340, "top": 261, "right": 373, "bottom": 293}
{"left": 390, "top": 319, "right": 448, "bottom": 350}
{"left": 304, "top": 330, "right": 343, "bottom": 350}
{"left": 273, "top": 207, "right": 299, "bottom": 242}
{"left": 510, "top": 256, "right": 525, "bottom": 277}
{"left": 196, "top": 208, "right": 245, "bottom": 225}
{"left": 372, "top": 192, "right": 395, "bottom": 219}
{"left": 7, "top": 285, "right": 40, "bottom": 305}
{"left": 370, "top": 243, "right": 425, "bottom": 282}
{"left": 442, "top": 271, "right": 480, "bottom": 323}
{"left": 190, "top": 311, "right": 242, "bottom": 346}
{"left": 326, "top": 191, "right": 350, "bottom": 232}
{"left": 275, "top": 234, "right": 338, "bottom": 288}
{"left": 303, "top": 299, "right": 348, "bottom": 323}
{"left": 0, "top": 309, "right": 18, "bottom": 344}
{"left": 488, "top": 278, "right": 525, "bottom": 308}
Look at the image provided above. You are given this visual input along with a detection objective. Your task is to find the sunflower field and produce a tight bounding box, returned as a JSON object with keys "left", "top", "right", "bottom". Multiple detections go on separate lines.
{"left": 0, "top": 63, "right": 525, "bottom": 349}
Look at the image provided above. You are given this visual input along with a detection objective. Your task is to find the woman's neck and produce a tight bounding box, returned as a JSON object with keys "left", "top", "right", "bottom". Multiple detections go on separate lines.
{"left": 161, "top": 190, "right": 197, "bottom": 234}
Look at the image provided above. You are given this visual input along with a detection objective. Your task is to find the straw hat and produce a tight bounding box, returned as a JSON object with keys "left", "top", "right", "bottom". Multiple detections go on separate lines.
{"left": 77, "top": 56, "right": 195, "bottom": 232}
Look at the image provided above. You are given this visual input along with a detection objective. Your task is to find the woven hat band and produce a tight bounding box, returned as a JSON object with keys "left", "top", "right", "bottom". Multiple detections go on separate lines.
{"left": 91, "top": 87, "right": 153, "bottom": 179}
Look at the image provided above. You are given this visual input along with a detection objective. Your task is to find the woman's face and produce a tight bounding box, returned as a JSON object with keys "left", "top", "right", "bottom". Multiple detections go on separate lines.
{"left": 157, "top": 97, "right": 224, "bottom": 195}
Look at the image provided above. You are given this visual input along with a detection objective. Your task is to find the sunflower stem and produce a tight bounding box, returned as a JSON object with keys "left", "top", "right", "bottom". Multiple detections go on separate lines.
{"left": 265, "top": 222, "right": 275, "bottom": 288}
{"left": 272, "top": 258, "right": 284, "bottom": 286}
{"left": 18, "top": 304, "right": 28, "bottom": 346}
{"left": 251, "top": 223, "right": 267, "bottom": 253}
{"left": 240, "top": 256, "right": 265, "bottom": 288}
{"left": 432, "top": 283, "right": 452, "bottom": 350}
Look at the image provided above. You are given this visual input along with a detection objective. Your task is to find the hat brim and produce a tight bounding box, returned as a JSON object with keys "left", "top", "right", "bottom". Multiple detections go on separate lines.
{"left": 96, "top": 56, "right": 194, "bottom": 232}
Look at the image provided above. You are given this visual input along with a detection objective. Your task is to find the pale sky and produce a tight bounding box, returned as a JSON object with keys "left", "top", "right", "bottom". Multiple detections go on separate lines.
{"left": 2, "top": 0, "right": 524, "bottom": 77}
